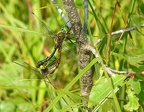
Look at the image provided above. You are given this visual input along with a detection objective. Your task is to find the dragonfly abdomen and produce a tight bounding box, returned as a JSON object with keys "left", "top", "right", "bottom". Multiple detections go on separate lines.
{"left": 48, "top": 47, "right": 62, "bottom": 74}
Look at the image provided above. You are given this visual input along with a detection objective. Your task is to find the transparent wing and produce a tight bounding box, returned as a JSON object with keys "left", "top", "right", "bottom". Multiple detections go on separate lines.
{"left": 13, "top": 61, "right": 40, "bottom": 74}
{"left": 13, "top": 61, "right": 51, "bottom": 87}
{"left": 32, "top": 12, "right": 55, "bottom": 38}
{"left": 47, "top": 56, "right": 57, "bottom": 67}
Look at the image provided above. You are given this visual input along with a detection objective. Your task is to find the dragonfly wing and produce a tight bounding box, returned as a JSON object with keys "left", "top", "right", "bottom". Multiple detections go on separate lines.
{"left": 47, "top": 56, "right": 57, "bottom": 67}
{"left": 13, "top": 61, "right": 40, "bottom": 75}
{"left": 32, "top": 12, "right": 55, "bottom": 38}
{"left": 13, "top": 61, "right": 51, "bottom": 87}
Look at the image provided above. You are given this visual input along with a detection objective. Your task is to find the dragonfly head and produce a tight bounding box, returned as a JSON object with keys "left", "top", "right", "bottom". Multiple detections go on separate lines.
{"left": 61, "top": 26, "right": 69, "bottom": 33}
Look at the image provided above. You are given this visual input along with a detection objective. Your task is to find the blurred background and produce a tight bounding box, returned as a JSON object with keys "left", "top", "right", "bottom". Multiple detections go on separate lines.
{"left": 0, "top": 0, "right": 144, "bottom": 111}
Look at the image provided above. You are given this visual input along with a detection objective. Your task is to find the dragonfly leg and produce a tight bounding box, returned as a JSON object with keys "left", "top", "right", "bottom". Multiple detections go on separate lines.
{"left": 65, "top": 24, "right": 75, "bottom": 43}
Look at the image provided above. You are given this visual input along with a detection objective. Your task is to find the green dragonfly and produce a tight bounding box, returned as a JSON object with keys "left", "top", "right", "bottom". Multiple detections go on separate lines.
{"left": 36, "top": 26, "right": 73, "bottom": 68}
{"left": 32, "top": 12, "right": 74, "bottom": 74}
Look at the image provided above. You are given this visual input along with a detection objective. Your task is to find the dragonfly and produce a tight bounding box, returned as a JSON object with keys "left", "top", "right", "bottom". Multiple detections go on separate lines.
{"left": 36, "top": 26, "right": 73, "bottom": 69}
{"left": 32, "top": 12, "right": 74, "bottom": 74}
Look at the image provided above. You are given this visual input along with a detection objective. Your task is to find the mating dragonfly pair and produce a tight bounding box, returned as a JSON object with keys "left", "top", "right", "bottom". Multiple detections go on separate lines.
{"left": 14, "top": 13, "right": 74, "bottom": 86}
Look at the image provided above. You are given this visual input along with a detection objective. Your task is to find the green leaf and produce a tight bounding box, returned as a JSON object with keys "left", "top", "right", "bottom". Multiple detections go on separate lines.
{"left": 128, "top": 79, "right": 141, "bottom": 94}
{"left": 101, "top": 100, "right": 113, "bottom": 112}
{"left": 137, "top": 81, "right": 144, "bottom": 102}
{"left": 126, "top": 54, "right": 144, "bottom": 66}
{"left": 88, "top": 75, "right": 125, "bottom": 108}
{"left": 124, "top": 88, "right": 140, "bottom": 111}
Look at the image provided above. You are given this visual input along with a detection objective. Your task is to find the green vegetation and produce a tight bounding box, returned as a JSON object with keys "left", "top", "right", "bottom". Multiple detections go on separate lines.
{"left": 0, "top": 0, "right": 144, "bottom": 111}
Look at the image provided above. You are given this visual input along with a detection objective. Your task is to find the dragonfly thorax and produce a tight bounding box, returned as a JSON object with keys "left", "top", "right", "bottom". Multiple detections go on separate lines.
{"left": 54, "top": 31, "right": 67, "bottom": 48}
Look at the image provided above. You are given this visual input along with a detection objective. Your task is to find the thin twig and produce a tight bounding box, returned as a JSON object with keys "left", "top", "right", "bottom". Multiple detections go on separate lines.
{"left": 107, "top": 1, "right": 118, "bottom": 66}
{"left": 111, "top": 24, "right": 144, "bottom": 35}
{"left": 84, "top": 43, "right": 132, "bottom": 76}
{"left": 105, "top": 65, "right": 130, "bottom": 76}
